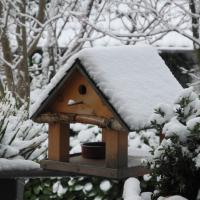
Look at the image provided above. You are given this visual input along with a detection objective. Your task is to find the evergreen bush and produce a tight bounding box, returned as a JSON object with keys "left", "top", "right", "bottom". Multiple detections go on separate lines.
{"left": 148, "top": 87, "right": 200, "bottom": 200}
{"left": 24, "top": 177, "right": 123, "bottom": 200}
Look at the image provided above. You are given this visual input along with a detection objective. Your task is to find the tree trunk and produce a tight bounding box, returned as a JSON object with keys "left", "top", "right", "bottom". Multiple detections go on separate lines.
{"left": 0, "top": 2, "right": 15, "bottom": 96}
{"left": 15, "top": 0, "right": 30, "bottom": 108}
{"left": 189, "top": 0, "right": 199, "bottom": 49}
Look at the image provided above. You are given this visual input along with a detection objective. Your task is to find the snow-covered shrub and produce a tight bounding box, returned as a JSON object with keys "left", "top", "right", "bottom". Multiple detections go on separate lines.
{"left": 0, "top": 92, "right": 47, "bottom": 160}
{"left": 123, "top": 177, "right": 188, "bottom": 200}
{"left": 30, "top": 51, "right": 55, "bottom": 91}
{"left": 148, "top": 87, "right": 200, "bottom": 200}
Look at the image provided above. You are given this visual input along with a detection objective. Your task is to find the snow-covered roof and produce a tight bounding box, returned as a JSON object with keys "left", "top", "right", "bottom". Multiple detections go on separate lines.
{"left": 30, "top": 45, "right": 182, "bottom": 130}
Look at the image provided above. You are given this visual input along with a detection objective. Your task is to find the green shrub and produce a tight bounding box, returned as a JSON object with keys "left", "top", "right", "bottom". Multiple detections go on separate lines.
{"left": 148, "top": 87, "right": 200, "bottom": 200}
{"left": 24, "top": 177, "right": 123, "bottom": 200}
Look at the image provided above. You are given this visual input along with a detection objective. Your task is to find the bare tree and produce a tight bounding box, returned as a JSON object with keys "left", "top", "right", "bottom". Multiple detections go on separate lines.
{"left": 0, "top": 0, "right": 46, "bottom": 107}
{"left": 1, "top": 0, "right": 200, "bottom": 109}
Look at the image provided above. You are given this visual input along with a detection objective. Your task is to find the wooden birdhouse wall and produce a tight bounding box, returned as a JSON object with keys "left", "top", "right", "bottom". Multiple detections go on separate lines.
{"left": 46, "top": 66, "right": 114, "bottom": 118}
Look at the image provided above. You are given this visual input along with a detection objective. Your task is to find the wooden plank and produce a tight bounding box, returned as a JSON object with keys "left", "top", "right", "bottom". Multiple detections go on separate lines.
{"left": 50, "top": 68, "right": 114, "bottom": 119}
{"left": 103, "top": 128, "right": 128, "bottom": 168}
{"left": 40, "top": 160, "right": 118, "bottom": 179}
{"left": 0, "top": 169, "right": 77, "bottom": 178}
{"left": 48, "top": 122, "right": 69, "bottom": 162}
{"left": 40, "top": 155, "right": 148, "bottom": 179}
{"left": 0, "top": 156, "right": 149, "bottom": 179}
{"left": 34, "top": 113, "right": 126, "bottom": 132}
{"left": 102, "top": 130, "right": 106, "bottom": 142}
{"left": 70, "top": 155, "right": 105, "bottom": 166}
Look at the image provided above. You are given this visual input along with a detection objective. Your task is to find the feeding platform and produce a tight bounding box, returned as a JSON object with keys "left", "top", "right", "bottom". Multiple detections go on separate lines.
{"left": 41, "top": 155, "right": 147, "bottom": 179}
{"left": 30, "top": 45, "right": 182, "bottom": 179}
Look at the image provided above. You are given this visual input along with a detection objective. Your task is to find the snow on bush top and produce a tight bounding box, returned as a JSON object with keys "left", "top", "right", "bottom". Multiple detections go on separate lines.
{"left": 30, "top": 45, "right": 182, "bottom": 130}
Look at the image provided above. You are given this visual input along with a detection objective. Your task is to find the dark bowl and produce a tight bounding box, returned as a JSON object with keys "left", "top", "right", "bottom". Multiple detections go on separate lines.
{"left": 81, "top": 142, "right": 105, "bottom": 159}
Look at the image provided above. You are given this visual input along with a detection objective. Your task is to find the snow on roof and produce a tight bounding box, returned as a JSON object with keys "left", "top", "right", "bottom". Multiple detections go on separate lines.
{"left": 30, "top": 45, "right": 182, "bottom": 130}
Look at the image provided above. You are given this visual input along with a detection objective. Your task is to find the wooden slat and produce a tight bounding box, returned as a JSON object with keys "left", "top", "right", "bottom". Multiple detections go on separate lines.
{"left": 49, "top": 68, "right": 114, "bottom": 118}
{"left": 48, "top": 122, "right": 69, "bottom": 162}
{"left": 34, "top": 113, "right": 72, "bottom": 123}
{"left": 0, "top": 169, "right": 77, "bottom": 178}
{"left": 40, "top": 155, "right": 148, "bottom": 179}
{"left": 75, "top": 115, "right": 108, "bottom": 127}
{"left": 40, "top": 160, "right": 118, "bottom": 179}
{"left": 103, "top": 128, "right": 128, "bottom": 168}
{"left": 34, "top": 113, "right": 126, "bottom": 132}
{"left": 0, "top": 155, "right": 149, "bottom": 179}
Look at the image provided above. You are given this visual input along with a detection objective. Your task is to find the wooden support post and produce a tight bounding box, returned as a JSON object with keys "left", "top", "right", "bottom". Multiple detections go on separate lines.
{"left": 48, "top": 122, "right": 69, "bottom": 162}
{"left": 0, "top": 179, "right": 17, "bottom": 200}
{"left": 103, "top": 128, "right": 128, "bottom": 168}
{"left": 102, "top": 129, "right": 106, "bottom": 142}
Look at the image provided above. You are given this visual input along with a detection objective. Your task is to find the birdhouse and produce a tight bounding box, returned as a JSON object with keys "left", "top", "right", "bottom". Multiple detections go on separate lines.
{"left": 30, "top": 45, "right": 182, "bottom": 179}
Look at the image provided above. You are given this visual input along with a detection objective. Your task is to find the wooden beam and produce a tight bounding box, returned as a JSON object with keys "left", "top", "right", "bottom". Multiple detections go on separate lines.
{"left": 41, "top": 160, "right": 118, "bottom": 179}
{"left": 75, "top": 114, "right": 108, "bottom": 127}
{"left": 34, "top": 113, "right": 127, "bottom": 132}
{"left": 48, "top": 122, "right": 69, "bottom": 162}
{"left": 34, "top": 113, "right": 73, "bottom": 123}
{"left": 103, "top": 128, "right": 128, "bottom": 169}
{"left": 0, "top": 169, "right": 77, "bottom": 178}
{"left": 40, "top": 157, "right": 148, "bottom": 179}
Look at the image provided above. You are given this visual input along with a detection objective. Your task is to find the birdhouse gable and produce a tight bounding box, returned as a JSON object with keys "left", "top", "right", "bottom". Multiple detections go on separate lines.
{"left": 31, "top": 61, "right": 128, "bottom": 131}
{"left": 30, "top": 45, "right": 182, "bottom": 131}
{"left": 43, "top": 62, "right": 115, "bottom": 118}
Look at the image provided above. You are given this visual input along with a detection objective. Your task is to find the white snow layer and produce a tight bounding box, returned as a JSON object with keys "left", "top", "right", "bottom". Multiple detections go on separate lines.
{"left": 123, "top": 178, "right": 142, "bottom": 200}
{"left": 30, "top": 45, "right": 182, "bottom": 130}
{"left": 163, "top": 117, "right": 189, "bottom": 142}
{"left": 123, "top": 178, "right": 188, "bottom": 200}
{"left": 158, "top": 196, "right": 188, "bottom": 200}
{"left": 0, "top": 158, "right": 40, "bottom": 171}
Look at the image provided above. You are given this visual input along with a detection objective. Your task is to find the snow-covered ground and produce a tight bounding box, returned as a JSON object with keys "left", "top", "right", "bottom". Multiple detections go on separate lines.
{"left": 69, "top": 123, "right": 159, "bottom": 157}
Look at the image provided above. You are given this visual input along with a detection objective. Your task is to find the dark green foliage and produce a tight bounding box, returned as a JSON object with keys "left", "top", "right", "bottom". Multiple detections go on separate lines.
{"left": 148, "top": 88, "right": 200, "bottom": 200}
{"left": 150, "top": 138, "right": 200, "bottom": 200}
{"left": 24, "top": 177, "right": 123, "bottom": 200}
{"left": 159, "top": 52, "right": 193, "bottom": 88}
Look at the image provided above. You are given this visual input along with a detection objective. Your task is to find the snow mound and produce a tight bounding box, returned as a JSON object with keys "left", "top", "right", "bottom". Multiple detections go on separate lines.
{"left": 0, "top": 159, "right": 40, "bottom": 171}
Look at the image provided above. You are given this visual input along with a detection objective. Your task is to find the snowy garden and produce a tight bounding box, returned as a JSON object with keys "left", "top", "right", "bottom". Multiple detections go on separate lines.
{"left": 2, "top": 79, "right": 200, "bottom": 200}
{"left": 0, "top": 0, "right": 200, "bottom": 200}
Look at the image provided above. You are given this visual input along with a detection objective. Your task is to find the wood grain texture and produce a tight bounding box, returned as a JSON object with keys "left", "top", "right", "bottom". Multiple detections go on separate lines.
{"left": 48, "top": 122, "right": 69, "bottom": 162}
{"left": 103, "top": 128, "right": 128, "bottom": 168}
{"left": 34, "top": 113, "right": 126, "bottom": 132}
{"left": 48, "top": 68, "right": 114, "bottom": 118}
{"left": 40, "top": 155, "right": 149, "bottom": 179}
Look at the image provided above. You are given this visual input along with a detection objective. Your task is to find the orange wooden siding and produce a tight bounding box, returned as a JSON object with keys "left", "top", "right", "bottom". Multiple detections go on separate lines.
{"left": 48, "top": 68, "right": 114, "bottom": 118}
